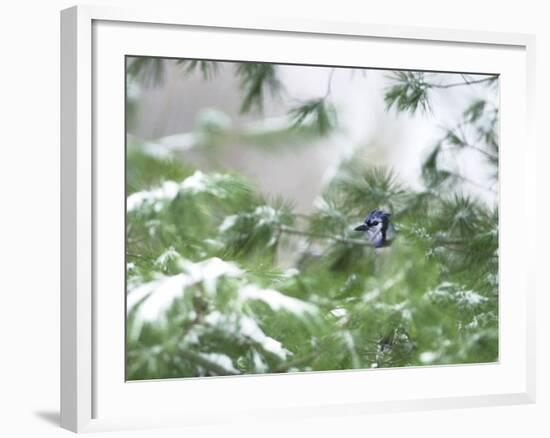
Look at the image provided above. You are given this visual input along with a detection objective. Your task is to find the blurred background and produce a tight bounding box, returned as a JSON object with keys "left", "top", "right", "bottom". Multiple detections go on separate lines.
{"left": 127, "top": 58, "right": 498, "bottom": 213}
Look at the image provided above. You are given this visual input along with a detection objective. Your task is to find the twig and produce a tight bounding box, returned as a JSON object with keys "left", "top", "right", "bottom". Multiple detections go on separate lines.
{"left": 429, "top": 76, "right": 496, "bottom": 89}
{"left": 460, "top": 74, "right": 473, "bottom": 85}
{"left": 278, "top": 225, "right": 372, "bottom": 247}
{"left": 324, "top": 68, "right": 336, "bottom": 99}
{"left": 455, "top": 174, "right": 498, "bottom": 194}
{"left": 457, "top": 124, "right": 498, "bottom": 161}
{"left": 467, "top": 143, "right": 498, "bottom": 161}
{"left": 441, "top": 138, "right": 498, "bottom": 163}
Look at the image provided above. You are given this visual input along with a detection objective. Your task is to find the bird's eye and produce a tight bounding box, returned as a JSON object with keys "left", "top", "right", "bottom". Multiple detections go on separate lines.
{"left": 371, "top": 220, "right": 379, "bottom": 226}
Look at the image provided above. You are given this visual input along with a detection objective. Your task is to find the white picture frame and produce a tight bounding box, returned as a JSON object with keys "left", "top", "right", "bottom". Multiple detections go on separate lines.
{"left": 60, "top": 4, "right": 536, "bottom": 433}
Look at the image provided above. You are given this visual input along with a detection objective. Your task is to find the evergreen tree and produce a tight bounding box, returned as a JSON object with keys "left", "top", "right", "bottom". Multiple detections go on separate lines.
{"left": 126, "top": 59, "right": 498, "bottom": 379}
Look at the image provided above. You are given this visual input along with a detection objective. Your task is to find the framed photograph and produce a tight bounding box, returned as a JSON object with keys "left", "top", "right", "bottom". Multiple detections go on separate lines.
{"left": 61, "top": 5, "right": 536, "bottom": 433}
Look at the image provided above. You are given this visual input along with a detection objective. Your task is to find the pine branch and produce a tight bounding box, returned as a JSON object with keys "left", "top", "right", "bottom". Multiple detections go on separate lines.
{"left": 127, "top": 252, "right": 153, "bottom": 261}
{"left": 237, "top": 63, "right": 282, "bottom": 113}
{"left": 444, "top": 123, "right": 498, "bottom": 161}
{"left": 278, "top": 225, "right": 372, "bottom": 247}
{"left": 430, "top": 76, "right": 497, "bottom": 89}
{"left": 384, "top": 71, "right": 431, "bottom": 114}
{"left": 449, "top": 171, "right": 498, "bottom": 194}
{"left": 178, "top": 348, "right": 240, "bottom": 376}
{"left": 274, "top": 351, "right": 321, "bottom": 372}
{"left": 288, "top": 98, "right": 337, "bottom": 135}
{"left": 324, "top": 68, "right": 336, "bottom": 99}
{"left": 176, "top": 59, "right": 219, "bottom": 80}
{"left": 127, "top": 57, "right": 166, "bottom": 88}
{"left": 466, "top": 144, "right": 498, "bottom": 161}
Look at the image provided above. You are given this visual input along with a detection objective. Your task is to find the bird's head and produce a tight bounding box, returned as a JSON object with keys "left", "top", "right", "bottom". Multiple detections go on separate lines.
{"left": 354, "top": 209, "right": 393, "bottom": 248}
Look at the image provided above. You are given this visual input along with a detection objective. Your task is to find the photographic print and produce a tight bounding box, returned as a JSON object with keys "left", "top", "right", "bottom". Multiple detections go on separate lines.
{"left": 125, "top": 57, "right": 499, "bottom": 380}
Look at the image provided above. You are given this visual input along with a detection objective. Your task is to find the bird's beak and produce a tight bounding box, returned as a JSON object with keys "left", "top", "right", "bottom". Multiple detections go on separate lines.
{"left": 354, "top": 224, "right": 368, "bottom": 231}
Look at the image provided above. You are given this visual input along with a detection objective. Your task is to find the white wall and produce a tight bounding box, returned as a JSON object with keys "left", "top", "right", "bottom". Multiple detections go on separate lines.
{"left": 0, "top": 1, "right": 546, "bottom": 437}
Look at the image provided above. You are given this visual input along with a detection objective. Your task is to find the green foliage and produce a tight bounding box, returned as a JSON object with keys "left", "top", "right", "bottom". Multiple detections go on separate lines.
{"left": 288, "top": 98, "right": 337, "bottom": 135}
{"left": 127, "top": 57, "right": 341, "bottom": 137}
{"left": 127, "top": 57, "right": 166, "bottom": 88}
{"left": 175, "top": 59, "right": 220, "bottom": 80}
{"left": 421, "top": 97, "right": 499, "bottom": 185}
{"left": 236, "top": 63, "right": 283, "bottom": 114}
{"left": 327, "top": 164, "right": 408, "bottom": 215}
{"left": 183, "top": 107, "right": 335, "bottom": 152}
{"left": 126, "top": 149, "right": 498, "bottom": 378}
{"left": 127, "top": 57, "right": 220, "bottom": 86}
{"left": 126, "top": 140, "right": 193, "bottom": 195}
{"left": 384, "top": 71, "right": 431, "bottom": 114}
{"left": 463, "top": 99, "right": 486, "bottom": 123}
{"left": 126, "top": 63, "right": 499, "bottom": 379}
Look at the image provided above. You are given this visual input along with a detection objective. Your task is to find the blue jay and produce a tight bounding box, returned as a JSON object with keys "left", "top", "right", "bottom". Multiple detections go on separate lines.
{"left": 354, "top": 209, "right": 395, "bottom": 248}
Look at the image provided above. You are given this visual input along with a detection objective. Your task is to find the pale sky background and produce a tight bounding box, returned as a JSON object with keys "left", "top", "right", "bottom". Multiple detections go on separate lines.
{"left": 128, "top": 59, "right": 498, "bottom": 212}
